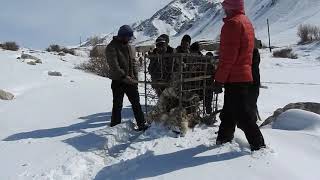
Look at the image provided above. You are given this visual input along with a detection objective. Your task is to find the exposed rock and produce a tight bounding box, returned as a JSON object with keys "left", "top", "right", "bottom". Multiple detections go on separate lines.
{"left": 48, "top": 71, "right": 62, "bottom": 77}
{"left": 27, "top": 61, "right": 37, "bottom": 65}
{"left": 35, "top": 59, "right": 42, "bottom": 64}
{"left": 0, "top": 89, "right": 14, "bottom": 100}
{"left": 21, "top": 54, "right": 41, "bottom": 63}
{"left": 261, "top": 102, "right": 320, "bottom": 126}
{"left": 58, "top": 52, "right": 66, "bottom": 56}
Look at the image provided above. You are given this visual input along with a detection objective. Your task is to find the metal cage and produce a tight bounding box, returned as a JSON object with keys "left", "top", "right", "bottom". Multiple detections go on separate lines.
{"left": 139, "top": 53, "right": 220, "bottom": 125}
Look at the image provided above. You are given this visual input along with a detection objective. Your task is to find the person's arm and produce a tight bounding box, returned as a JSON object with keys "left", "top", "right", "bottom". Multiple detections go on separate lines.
{"left": 215, "top": 20, "right": 242, "bottom": 83}
{"left": 252, "top": 48, "right": 261, "bottom": 85}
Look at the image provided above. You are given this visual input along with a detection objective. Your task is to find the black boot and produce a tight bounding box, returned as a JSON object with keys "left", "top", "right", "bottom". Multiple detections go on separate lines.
{"left": 136, "top": 123, "right": 150, "bottom": 132}
{"left": 216, "top": 134, "right": 234, "bottom": 145}
{"left": 250, "top": 136, "right": 266, "bottom": 151}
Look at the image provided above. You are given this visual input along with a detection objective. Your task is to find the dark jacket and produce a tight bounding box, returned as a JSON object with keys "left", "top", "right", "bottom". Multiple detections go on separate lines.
{"left": 105, "top": 36, "right": 138, "bottom": 80}
{"left": 148, "top": 46, "right": 175, "bottom": 81}
{"left": 252, "top": 48, "right": 261, "bottom": 86}
{"left": 176, "top": 46, "right": 190, "bottom": 53}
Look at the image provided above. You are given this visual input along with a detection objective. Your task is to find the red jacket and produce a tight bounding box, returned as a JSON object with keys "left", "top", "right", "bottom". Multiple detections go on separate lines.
{"left": 215, "top": 10, "right": 255, "bottom": 83}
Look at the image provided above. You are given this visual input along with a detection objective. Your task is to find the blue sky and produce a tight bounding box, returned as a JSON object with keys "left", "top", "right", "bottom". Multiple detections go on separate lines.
{"left": 0, "top": 0, "right": 172, "bottom": 49}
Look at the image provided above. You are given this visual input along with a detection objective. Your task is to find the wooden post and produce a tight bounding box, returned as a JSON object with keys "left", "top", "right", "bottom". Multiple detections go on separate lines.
{"left": 267, "top": 19, "right": 272, "bottom": 52}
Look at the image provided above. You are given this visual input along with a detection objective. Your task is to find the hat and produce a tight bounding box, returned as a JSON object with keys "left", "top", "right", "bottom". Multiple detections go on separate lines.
{"left": 159, "top": 34, "right": 170, "bottom": 44}
{"left": 181, "top": 35, "right": 191, "bottom": 44}
{"left": 118, "top": 25, "right": 134, "bottom": 38}
{"left": 222, "top": 0, "right": 244, "bottom": 10}
{"left": 156, "top": 37, "right": 166, "bottom": 44}
{"left": 190, "top": 42, "right": 200, "bottom": 52}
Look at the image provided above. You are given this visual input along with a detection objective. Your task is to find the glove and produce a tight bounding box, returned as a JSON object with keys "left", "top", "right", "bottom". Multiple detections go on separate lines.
{"left": 213, "top": 81, "right": 223, "bottom": 94}
{"left": 123, "top": 76, "right": 138, "bottom": 85}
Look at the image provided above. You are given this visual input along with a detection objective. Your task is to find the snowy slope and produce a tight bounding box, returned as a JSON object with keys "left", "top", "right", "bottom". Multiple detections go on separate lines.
{"left": 184, "top": 0, "right": 320, "bottom": 46}
{"left": 1, "top": 42, "right": 320, "bottom": 180}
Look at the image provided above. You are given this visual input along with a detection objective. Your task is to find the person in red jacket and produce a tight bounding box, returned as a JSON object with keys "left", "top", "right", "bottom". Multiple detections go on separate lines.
{"left": 214, "top": 0, "right": 266, "bottom": 151}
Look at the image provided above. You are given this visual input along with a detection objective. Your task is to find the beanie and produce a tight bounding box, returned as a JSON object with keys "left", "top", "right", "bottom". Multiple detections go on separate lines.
{"left": 222, "top": 0, "right": 244, "bottom": 10}
{"left": 118, "top": 25, "right": 134, "bottom": 38}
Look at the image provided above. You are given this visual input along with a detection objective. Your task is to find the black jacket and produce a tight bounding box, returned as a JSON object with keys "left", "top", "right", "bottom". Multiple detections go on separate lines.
{"left": 252, "top": 48, "right": 261, "bottom": 86}
{"left": 148, "top": 46, "right": 175, "bottom": 81}
{"left": 105, "top": 37, "right": 138, "bottom": 80}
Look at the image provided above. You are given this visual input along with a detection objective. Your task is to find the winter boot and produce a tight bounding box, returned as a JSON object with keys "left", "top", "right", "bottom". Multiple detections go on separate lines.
{"left": 137, "top": 123, "right": 150, "bottom": 132}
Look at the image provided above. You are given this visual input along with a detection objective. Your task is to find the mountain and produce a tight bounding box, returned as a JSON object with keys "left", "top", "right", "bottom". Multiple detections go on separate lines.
{"left": 83, "top": 0, "right": 320, "bottom": 47}
{"left": 82, "top": 0, "right": 222, "bottom": 47}
{"left": 133, "top": 0, "right": 221, "bottom": 40}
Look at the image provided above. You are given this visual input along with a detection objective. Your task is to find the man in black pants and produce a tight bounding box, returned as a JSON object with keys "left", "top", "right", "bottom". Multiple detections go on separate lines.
{"left": 106, "top": 25, "right": 148, "bottom": 131}
{"left": 214, "top": 0, "right": 265, "bottom": 151}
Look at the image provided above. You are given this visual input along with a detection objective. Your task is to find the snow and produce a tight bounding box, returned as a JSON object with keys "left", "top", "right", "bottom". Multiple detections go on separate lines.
{"left": 1, "top": 0, "right": 320, "bottom": 179}
{"left": 1, "top": 42, "right": 320, "bottom": 180}
{"left": 271, "top": 109, "right": 320, "bottom": 133}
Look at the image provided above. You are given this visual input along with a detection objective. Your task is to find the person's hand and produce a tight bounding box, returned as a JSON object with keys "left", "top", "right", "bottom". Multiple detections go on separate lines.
{"left": 213, "top": 81, "right": 223, "bottom": 94}
{"left": 123, "top": 76, "right": 138, "bottom": 85}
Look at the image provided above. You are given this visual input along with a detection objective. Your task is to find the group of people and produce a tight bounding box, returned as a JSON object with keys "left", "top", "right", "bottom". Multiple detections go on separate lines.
{"left": 148, "top": 34, "right": 215, "bottom": 115}
{"left": 105, "top": 0, "right": 266, "bottom": 151}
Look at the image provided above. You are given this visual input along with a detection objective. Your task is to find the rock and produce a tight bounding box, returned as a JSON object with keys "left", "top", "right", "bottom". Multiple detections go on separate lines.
{"left": 48, "top": 71, "right": 62, "bottom": 76}
{"left": 27, "top": 61, "right": 37, "bottom": 65}
{"left": 58, "top": 52, "right": 66, "bottom": 56}
{"left": 0, "top": 89, "right": 14, "bottom": 100}
{"left": 21, "top": 54, "right": 42, "bottom": 64}
{"left": 261, "top": 102, "right": 320, "bottom": 126}
{"left": 34, "top": 58, "right": 42, "bottom": 63}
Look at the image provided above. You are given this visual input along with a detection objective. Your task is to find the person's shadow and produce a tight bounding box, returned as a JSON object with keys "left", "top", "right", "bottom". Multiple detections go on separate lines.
{"left": 2, "top": 106, "right": 153, "bottom": 153}
{"left": 2, "top": 106, "right": 138, "bottom": 141}
{"left": 94, "top": 144, "right": 249, "bottom": 180}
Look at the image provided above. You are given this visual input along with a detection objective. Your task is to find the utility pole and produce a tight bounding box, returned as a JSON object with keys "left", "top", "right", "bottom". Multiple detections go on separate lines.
{"left": 267, "top": 19, "right": 272, "bottom": 52}
{"left": 80, "top": 36, "right": 82, "bottom": 47}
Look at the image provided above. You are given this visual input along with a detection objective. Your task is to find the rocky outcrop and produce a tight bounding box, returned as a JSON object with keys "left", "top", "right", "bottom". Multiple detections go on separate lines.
{"left": 261, "top": 102, "right": 320, "bottom": 126}
{"left": 21, "top": 54, "right": 42, "bottom": 63}
{"left": 0, "top": 89, "right": 14, "bottom": 100}
{"left": 27, "top": 61, "right": 37, "bottom": 65}
{"left": 48, "top": 71, "right": 62, "bottom": 76}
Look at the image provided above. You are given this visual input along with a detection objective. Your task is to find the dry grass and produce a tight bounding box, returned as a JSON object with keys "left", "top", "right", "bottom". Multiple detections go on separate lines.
{"left": 0, "top": 42, "right": 19, "bottom": 51}
{"left": 298, "top": 24, "right": 320, "bottom": 44}
{"left": 273, "top": 48, "right": 298, "bottom": 59}
{"left": 46, "top": 44, "right": 75, "bottom": 55}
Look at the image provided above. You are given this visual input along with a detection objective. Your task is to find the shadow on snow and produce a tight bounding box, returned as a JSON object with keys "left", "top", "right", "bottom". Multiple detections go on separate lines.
{"left": 94, "top": 145, "right": 249, "bottom": 180}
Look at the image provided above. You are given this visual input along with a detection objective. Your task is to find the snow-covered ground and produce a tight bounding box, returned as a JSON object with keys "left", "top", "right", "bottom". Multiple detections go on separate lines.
{"left": 1, "top": 41, "right": 320, "bottom": 180}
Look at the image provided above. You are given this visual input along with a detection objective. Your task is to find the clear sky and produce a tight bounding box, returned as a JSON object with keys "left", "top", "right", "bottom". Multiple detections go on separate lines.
{"left": 0, "top": 0, "right": 172, "bottom": 49}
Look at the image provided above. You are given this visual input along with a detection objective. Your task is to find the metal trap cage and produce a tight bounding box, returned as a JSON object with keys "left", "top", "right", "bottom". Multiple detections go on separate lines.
{"left": 139, "top": 53, "right": 220, "bottom": 126}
